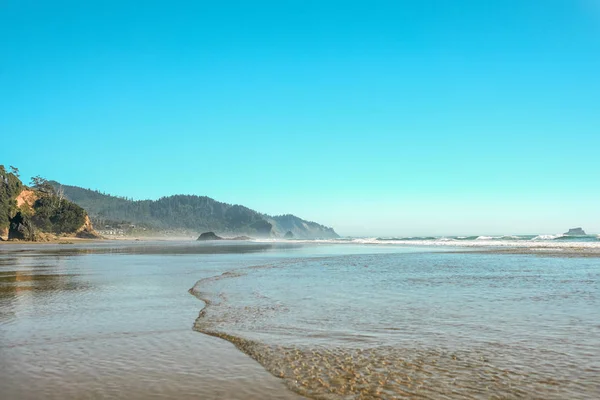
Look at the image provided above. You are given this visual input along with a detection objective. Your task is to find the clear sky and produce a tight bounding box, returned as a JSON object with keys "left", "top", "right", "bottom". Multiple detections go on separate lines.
{"left": 1, "top": 1, "right": 599, "bottom": 236}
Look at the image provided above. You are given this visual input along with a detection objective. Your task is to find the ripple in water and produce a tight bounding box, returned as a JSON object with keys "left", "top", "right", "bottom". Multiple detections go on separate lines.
{"left": 191, "top": 253, "right": 600, "bottom": 399}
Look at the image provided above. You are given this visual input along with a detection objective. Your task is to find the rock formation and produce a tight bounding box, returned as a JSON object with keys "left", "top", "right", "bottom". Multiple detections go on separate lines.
{"left": 564, "top": 227, "right": 586, "bottom": 236}
{"left": 284, "top": 231, "right": 294, "bottom": 239}
{"left": 75, "top": 215, "right": 102, "bottom": 239}
{"left": 8, "top": 212, "right": 36, "bottom": 241}
{"left": 197, "top": 232, "right": 223, "bottom": 241}
{"left": 267, "top": 214, "right": 338, "bottom": 239}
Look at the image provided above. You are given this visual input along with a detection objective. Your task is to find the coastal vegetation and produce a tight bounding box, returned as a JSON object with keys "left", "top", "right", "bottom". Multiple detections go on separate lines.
{"left": 0, "top": 166, "right": 98, "bottom": 241}
{"left": 50, "top": 182, "right": 338, "bottom": 238}
{"left": 2, "top": 167, "right": 338, "bottom": 240}
{"left": 30, "top": 195, "right": 87, "bottom": 234}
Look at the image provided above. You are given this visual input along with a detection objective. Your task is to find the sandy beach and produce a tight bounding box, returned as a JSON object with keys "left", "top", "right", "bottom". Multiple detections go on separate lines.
{"left": 0, "top": 241, "right": 305, "bottom": 399}
{"left": 2, "top": 239, "right": 599, "bottom": 399}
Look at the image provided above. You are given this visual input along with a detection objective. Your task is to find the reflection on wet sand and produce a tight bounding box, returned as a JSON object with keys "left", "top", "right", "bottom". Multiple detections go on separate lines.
{"left": 5, "top": 240, "right": 598, "bottom": 400}
{"left": 0, "top": 242, "right": 306, "bottom": 400}
{"left": 0, "top": 241, "right": 302, "bottom": 256}
{"left": 0, "top": 271, "right": 89, "bottom": 294}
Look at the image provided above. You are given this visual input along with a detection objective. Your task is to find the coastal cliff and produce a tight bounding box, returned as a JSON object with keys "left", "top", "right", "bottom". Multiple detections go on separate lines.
{"left": 0, "top": 166, "right": 100, "bottom": 241}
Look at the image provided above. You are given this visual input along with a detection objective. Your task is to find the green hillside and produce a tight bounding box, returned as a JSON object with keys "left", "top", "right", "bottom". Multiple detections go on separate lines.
{"left": 51, "top": 181, "right": 338, "bottom": 238}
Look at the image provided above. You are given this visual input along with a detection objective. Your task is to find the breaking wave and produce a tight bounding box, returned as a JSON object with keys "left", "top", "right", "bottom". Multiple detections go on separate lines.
{"left": 257, "top": 234, "right": 600, "bottom": 248}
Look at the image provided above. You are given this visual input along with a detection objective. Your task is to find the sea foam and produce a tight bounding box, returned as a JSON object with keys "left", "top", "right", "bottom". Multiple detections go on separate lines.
{"left": 255, "top": 234, "right": 600, "bottom": 248}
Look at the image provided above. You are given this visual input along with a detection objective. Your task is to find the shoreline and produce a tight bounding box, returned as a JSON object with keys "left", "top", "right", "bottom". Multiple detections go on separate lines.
{"left": 189, "top": 269, "right": 311, "bottom": 400}
{"left": 0, "top": 235, "right": 191, "bottom": 244}
{"left": 0, "top": 237, "right": 104, "bottom": 245}
{"left": 3, "top": 237, "right": 600, "bottom": 257}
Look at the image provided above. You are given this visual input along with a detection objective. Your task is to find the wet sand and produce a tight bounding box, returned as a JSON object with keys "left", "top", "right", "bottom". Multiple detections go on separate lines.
{"left": 0, "top": 241, "right": 305, "bottom": 400}
{"left": 2, "top": 240, "right": 599, "bottom": 399}
{"left": 1, "top": 330, "right": 304, "bottom": 400}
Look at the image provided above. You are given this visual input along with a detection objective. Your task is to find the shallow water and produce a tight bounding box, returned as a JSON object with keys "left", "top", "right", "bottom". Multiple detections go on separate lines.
{"left": 2, "top": 241, "right": 599, "bottom": 399}
{"left": 0, "top": 241, "right": 314, "bottom": 400}
{"left": 192, "top": 251, "right": 600, "bottom": 399}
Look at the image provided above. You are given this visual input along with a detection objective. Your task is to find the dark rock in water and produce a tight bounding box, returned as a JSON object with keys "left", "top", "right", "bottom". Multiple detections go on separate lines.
{"left": 231, "top": 236, "right": 253, "bottom": 241}
{"left": 8, "top": 212, "right": 36, "bottom": 241}
{"left": 564, "top": 227, "right": 586, "bottom": 236}
{"left": 197, "top": 231, "right": 223, "bottom": 241}
{"left": 284, "top": 231, "right": 294, "bottom": 239}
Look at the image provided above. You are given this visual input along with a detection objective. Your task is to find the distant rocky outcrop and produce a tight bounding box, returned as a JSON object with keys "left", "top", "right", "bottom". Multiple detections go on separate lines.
{"left": 197, "top": 232, "right": 253, "bottom": 241}
{"left": 564, "top": 227, "right": 586, "bottom": 236}
{"left": 197, "top": 232, "right": 223, "bottom": 241}
{"left": 284, "top": 230, "right": 294, "bottom": 239}
{"left": 267, "top": 214, "right": 338, "bottom": 239}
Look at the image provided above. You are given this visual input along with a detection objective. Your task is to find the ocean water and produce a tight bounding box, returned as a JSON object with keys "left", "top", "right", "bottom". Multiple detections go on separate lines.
{"left": 1, "top": 240, "right": 599, "bottom": 399}
{"left": 192, "top": 248, "right": 600, "bottom": 399}
{"left": 256, "top": 233, "right": 600, "bottom": 248}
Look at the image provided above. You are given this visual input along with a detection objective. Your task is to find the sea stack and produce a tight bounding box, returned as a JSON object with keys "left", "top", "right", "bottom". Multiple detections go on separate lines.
{"left": 197, "top": 232, "right": 223, "bottom": 241}
{"left": 564, "top": 227, "right": 586, "bottom": 236}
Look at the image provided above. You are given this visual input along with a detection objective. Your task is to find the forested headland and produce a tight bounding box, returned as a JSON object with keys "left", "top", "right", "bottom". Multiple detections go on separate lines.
{"left": 0, "top": 166, "right": 98, "bottom": 241}
{"left": 51, "top": 182, "right": 338, "bottom": 239}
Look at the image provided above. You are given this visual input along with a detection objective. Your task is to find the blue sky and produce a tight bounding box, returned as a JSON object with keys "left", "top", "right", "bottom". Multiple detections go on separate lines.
{"left": 1, "top": 1, "right": 599, "bottom": 236}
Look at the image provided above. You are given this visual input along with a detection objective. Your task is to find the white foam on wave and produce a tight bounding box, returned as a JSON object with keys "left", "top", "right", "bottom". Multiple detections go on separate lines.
{"left": 252, "top": 237, "right": 600, "bottom": 249}
{"left": 531, "top": 234, "right": 565, "bottom": 241}
{"left": 475, "top": 236, "right": 496, "bottom": 240}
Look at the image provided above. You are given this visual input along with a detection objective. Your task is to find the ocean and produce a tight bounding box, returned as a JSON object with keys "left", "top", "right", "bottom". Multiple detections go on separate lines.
{"left": 257, "top": 233, "right": 600, "bottom": 247}
{"left": 1, "top": 239, "right": 599, "bottom": 399}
